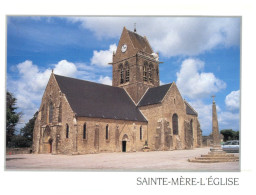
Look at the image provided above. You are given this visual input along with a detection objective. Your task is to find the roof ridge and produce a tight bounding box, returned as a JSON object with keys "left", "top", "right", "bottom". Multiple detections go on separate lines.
{"left": 151, "top": 83, "right": 172, "bottom": 89}
{"left": 54, "top": 74, "right": 120, "bottom": 89}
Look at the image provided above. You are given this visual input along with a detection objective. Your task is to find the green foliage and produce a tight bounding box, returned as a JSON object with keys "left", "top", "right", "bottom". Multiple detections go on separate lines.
{"left": 6, "top": 91, "right": 21, "bottom": 146}
{"left": 19, "top": 111, "right": 38, "bottom": 147}
{"left": 220, "top": 129, "right": 239, "bottom": 141}
{"left": 9, "top": 135, "right": 32, "bottom": 148}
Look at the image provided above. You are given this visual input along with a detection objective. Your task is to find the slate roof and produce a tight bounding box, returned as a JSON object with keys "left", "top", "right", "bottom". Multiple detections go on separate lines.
{"left": 185, "top": 101, "right": 198, "bottom": 116}
{"left": 127, "top": 30, "right": 153, "bottom": 54}
{"left": 137, "top": 83, "right": 172, "bottom": 107}
{"left": 54, "top": 74, "right": 147, "bottom": 122}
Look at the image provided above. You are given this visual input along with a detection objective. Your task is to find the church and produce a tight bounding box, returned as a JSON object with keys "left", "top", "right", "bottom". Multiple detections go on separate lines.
{"left": 32, "top": 27, "right": 202, "bottom": 154}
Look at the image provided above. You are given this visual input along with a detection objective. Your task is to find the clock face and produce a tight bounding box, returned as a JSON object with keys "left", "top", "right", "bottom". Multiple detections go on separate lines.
{"left": 121, "top": 44, "right": 127, "bottom": 53}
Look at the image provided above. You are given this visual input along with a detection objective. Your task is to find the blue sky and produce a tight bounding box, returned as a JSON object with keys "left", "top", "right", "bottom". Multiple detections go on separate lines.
{"left": 7, "top": 16, "right": 241, "bottom": 135}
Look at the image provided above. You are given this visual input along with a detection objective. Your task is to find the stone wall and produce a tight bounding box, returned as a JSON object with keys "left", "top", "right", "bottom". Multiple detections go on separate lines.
{"left": 33, "top": 73, "right": 78, "bottom": 154}
{"left": 76, "top": 117, "right": 147, "bottom": 154}
{"left": 139, "top": 82, "right": 201, "bottom": 151}
{"left": 6, "top": 148, "right": 32, "bottom": 155}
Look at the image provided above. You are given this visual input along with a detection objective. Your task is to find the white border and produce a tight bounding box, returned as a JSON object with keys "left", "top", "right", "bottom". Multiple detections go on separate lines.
{"left": 1, "top": 0, "right": 256, "bottom": 195}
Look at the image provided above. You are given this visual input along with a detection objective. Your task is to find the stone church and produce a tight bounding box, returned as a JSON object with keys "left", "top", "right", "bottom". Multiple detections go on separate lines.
{"left": 32, "top": 27, "right": 202, "bottom": 154}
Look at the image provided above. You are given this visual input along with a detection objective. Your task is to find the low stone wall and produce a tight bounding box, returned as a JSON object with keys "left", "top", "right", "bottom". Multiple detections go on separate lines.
{"left": 6, "top": 148, "right": 32, "bottom": 155}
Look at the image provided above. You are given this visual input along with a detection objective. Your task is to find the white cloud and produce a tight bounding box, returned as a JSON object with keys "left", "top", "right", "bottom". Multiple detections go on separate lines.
{"left": 11, "top": 60, "right": 79, "bottom": 130}
{"left": 189, "top": 100, "right": 239, "bottom": 135}
{"left": 53, "top": 60, "right": 77, "bottom": 77}
{"left": 160, "top": 81, "right": 166, "bottom": 85}
{"left": 98, "top": 76, "right": 112, "bottom": 85}
{"left": 176, "top": 58, "right": 226, "bottom": 99}
{"left": 67, "top": 17, "right": 240, "bottom": 57}
{"left": 225, "top": 90, "right": 240, "bottom": 111}
{"left": 9, "top": 59, "right": 114, "bottom": 130}
{"left": 90, "top": 44, "right": 117, "bottom": 67}
{"left": 218, "top": 111, "right": 240, "bottom": 128}
{"left": 188, "top": 100, "right": 214, "bottom": 135}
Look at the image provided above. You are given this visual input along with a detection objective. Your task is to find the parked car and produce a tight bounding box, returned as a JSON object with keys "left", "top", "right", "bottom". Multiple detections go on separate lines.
{"left": 221, "top": 140, "right": 239, "bottom": 153}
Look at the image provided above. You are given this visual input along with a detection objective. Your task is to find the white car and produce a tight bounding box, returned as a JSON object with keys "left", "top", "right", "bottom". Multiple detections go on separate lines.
{"left": 221, "top": 140, "right": 239, "bottom": 153}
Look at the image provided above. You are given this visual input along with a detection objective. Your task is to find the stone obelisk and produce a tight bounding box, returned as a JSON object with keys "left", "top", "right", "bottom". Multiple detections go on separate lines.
{"left": 210, "top": 95, "right": 222, "bottom": 152}
{"left": 188, "top": 96, "right": 239, "bottom": 162}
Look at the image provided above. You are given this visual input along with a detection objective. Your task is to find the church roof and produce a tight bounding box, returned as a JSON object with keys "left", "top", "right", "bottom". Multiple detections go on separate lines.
{"left": 127, "top": 30, "right": 153, "bottom": 54}
{"left": 185, "top": 101, "right": 198, "bottom": 116}
{"left": 54, "top": 74, "right": 147, "bottom": 122}
{"left": 137, "top": 83, "right": 172, "bottom": 107}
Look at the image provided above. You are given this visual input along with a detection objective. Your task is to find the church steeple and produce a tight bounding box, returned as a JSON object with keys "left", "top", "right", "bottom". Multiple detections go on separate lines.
{"left": 111, "top": 27, "right": 160, "bottom": 104}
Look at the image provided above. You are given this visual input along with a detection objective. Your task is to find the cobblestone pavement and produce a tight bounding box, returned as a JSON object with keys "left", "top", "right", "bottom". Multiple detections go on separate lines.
{"left": 5, "top": 147, "right": 240, "bottom": 171}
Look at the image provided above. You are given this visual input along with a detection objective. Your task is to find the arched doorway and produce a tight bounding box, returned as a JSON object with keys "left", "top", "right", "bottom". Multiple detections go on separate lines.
{"left": 49, "top": 138, "right": 53, "bottom": 153}
{"left": 122, "top": 134, "right": 129, "bottom": 152}
{"left": 43, "top": 126, "right": 52, "bottom": 153}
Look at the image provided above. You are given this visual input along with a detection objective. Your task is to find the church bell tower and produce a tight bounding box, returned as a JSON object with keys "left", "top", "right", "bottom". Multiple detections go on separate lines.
{"left": 111, "top": 27, "right": 160, "bottom": 104}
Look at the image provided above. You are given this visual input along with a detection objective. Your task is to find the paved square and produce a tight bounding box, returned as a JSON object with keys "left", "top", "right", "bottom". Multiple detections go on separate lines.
{"left": 5, "top": 147, "right": 239, "bottom": 171}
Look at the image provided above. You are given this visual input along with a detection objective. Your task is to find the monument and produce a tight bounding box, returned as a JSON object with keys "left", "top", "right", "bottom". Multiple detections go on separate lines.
{"left": 188, "top": 96, "right": 239, "bottom": 163}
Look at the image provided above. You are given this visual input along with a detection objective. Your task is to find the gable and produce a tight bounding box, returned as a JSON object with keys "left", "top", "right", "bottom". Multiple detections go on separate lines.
{"left": 185, "top": 101, "right": 198, "bottom": 116}
{"left": 54, "top": 74, "right": 147, "bottom": 122}
{"left": 137, "top": 83, "right": 172, "bottom": 107}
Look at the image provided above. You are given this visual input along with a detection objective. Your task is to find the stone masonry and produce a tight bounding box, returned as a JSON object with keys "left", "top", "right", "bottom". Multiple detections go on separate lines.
{"left": 33, "top": 27, "right": 202, "bottom": 155}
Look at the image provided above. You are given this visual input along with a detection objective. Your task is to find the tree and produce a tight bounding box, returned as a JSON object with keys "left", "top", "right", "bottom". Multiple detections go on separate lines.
{"left": 19, "top": 111, "right": 38, "bottom": 147}
{"left": 6, "top": 91, "right": 21, "bottom": 146}
{"left": 220, "top": 129, "right": 239, "bottom": 141}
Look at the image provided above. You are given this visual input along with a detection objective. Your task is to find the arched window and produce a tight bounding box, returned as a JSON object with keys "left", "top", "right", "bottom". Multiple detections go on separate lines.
{"left": 148, "top": 63, "right": 153, "bottom": 83}
{"left": 41, "top": 104, "right": 45, "bottom": 122}
{"left": 49, "top": 102, "right": 53, "bottom": 123}
{"left": 190, "top": 119, "right": 193, "bottom": 136}
{"left": 156, "top": 67, "right": 159, "bottom": 76}
{"left": 58, "top": 102, "right": 62, "bottom": 123}
{"left": 172, "top": 114, "right": 178, "bottom": 135}
{"left": 125, "top": 61, "right": 130, "bottom": 82}
{"left": 140, "top": 126, "right": 142, "bottom": 140}
{"left": 83, "top": 123, "right": 86, "bottom": 139}
{"left": 119, "top": 64, "right": 124, "bottom": 84}
{"left": 143, "top": 61, "right": 148, "bottom": 81}
{"left": 66, "top": 124, "right": 69, "bottom": 138}
{"left": 106, "top": 124, "right": 109, "bottom": 140}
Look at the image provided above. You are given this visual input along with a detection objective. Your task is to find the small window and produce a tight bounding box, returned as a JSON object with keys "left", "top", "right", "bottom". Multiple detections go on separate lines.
{"left": 66, "top": 124, "right": 69, "bottom": 138}
{"left": 140, "top": 126, "right": 142, "bottom": 140}
{"left": 106, "top": 124, "right": 109, "bottom": 140}
{"left": 83, "top": 123, "right": 86, "bottom": 139}
{"left": 41, "top": 105, "right": 45, "bottom": 122}
{"left": 143, "top": 61, "right": 148, "bottom": 81}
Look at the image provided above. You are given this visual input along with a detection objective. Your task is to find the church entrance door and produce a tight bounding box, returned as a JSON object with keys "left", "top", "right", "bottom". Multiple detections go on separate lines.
{"left": 43, "top": 126, "right": 52, "bottom": 153}
{"left": 121, "top": 134, "right": 129, "bottom": 152}
{"left": 122, "top": 141, "right": 126, "bottom": 152}
{"left": 49, "top": 139, "right": 53, "bottom": 153}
